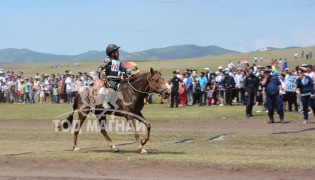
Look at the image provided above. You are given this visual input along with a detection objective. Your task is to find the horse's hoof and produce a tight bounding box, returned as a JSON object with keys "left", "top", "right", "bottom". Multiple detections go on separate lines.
{"left": 111, "top": 145, "right": 120, "bottom": 152}
{"left": 140, "top": 149, "right": 148, "bottom": 154}
{"left": 73, "top": 146, "right": 80, "bottom": 151}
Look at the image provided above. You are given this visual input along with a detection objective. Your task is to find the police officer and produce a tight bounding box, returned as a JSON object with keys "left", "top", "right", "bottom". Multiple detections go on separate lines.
{"left": 97, "top": 44, "right": 127, "bottom": 90}
{"left": 170, "top": 71, "right": 179, "bottom": 108}
{"left": 261, "top": 68, "right": 284, "bottom": 123}
{"left": 243, "top": 67, "right": 259, "bottom": 117}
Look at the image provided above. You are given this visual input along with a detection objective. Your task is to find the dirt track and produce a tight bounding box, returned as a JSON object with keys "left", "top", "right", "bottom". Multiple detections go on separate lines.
{"left": 1, "top": 119, "right": 315, "bottom": 179}
{"left": 1, "top": 161, "right": 315, "bottom": 180}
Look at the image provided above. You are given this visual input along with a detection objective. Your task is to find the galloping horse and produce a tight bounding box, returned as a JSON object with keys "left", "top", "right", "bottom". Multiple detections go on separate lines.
{"left": 61, "top": 68, "right": 169, "bottom": 154}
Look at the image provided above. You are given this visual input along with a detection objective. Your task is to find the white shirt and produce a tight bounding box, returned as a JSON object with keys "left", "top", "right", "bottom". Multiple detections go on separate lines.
{"left": 228, "top": 62, "right": 235, "bottom": 70}
{"left": 44, "top": 79, "right": 49, "bottom": 91}
{"left": 0, "top": 76, "right": 6, "bottom": 83}
{"left": 34, "top": 81, "right": 40, "bottom": 90}
{"left": 65, "top": 77, "right": 72, "bottom": 90}
{"left": 306, "top": 72, "right": 315, "bottom": 81}
{"left": 234, "top": 73, "right": 243, "bottom": 87}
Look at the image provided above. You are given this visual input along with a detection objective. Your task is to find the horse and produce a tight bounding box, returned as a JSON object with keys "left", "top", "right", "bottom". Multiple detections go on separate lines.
{"left": 60, "top": 68, "right": 169, "bottom": 154}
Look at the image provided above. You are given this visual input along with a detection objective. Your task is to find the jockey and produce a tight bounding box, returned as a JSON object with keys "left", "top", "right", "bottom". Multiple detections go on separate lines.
{"left": 97, "top": 44, "right": 127, "bottom": 90}
{"left": 97, "top": 44, "right": 128, "bottom": 108}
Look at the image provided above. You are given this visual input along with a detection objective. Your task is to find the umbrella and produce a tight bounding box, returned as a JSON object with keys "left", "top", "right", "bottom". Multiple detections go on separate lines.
{"left": 124, "top": 61, "right": 137, "bottom": 68}
{"left": 240, "top": 60, "right": 249, "bottom": 64}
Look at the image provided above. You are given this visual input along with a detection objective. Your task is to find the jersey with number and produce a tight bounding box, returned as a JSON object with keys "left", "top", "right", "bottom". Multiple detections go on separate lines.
{"left": 99, "top": 57, "right": 126, "bottom": 78}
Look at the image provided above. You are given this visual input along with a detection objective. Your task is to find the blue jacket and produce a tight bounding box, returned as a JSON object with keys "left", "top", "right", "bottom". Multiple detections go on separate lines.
{"left": 296, "top": 76, "right": 314, "bottom": 95}
{"left": 198, "top": 77, "right": 207, "bottom": 91}
{"left": 185, "top": 76, "right": 193, "bottom": 92}
{"left": 263, "top": 75, "right": 281, "bottom": 95}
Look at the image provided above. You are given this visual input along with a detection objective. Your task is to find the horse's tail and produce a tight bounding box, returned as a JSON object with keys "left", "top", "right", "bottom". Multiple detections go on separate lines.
{"left": 58, "top": 93, "right": 80, "bottom": 131}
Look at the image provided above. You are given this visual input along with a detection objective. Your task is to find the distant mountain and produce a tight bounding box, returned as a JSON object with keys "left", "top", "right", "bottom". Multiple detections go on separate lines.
{"left": 0, "top": 45, "right": 240, "bottom": 62}
{"left": 125, "top": 44, "right": 240, "bottom": 61}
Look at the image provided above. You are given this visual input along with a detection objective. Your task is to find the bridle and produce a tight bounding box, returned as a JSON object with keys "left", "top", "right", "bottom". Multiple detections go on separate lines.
{"left": 126, "top": 73, "right": 167, "bottom": 96}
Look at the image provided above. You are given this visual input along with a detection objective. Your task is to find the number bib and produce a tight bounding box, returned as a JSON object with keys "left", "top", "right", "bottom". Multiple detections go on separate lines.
{"left": 111, "top": 60, "right": 120, "bottom": 72}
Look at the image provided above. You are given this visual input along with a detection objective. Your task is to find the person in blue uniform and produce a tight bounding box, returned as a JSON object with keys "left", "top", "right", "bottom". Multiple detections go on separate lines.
{"left": 261, "top": 68, "right": 284, "bottom": 123}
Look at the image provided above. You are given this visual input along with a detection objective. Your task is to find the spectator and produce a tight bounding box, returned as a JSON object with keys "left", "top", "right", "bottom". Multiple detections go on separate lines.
{"left": 178, "top": 78, "right": 186, "bottom": 107}
{"left": 52, "top": 84, "right": 58, "bottom": 103}
{"left": 285, "top": 69, "right": 298, "bottom": 112}
{"left": 234, "top": 68, "right": 244, "bottom": 105}
{"left": 279, "top": 74, "right": 287, "bottom": 111}
{"left": 306, "top": 64, "right": 315, "bottom": 81}
{"left": 207, "top": 73, "right": 218, "bottom": 105}
{"left": 192, "top": 75, "right": 201, "bottom": 106}
{"left": 228, "top": 60, "right": 235, "bottom": 71}
{"left": 65, "top": 73, "right": 73, "bottom": 103}
{"left": 254, "top": 56, "right": 258, "bottom": 63}
{"left": 204, "top": 68, "right": 211, "bottom": 81}
{"left": 222, "top": 71, "right": 235, "bottom": 106}
{"left": 185, "top": 72, "right": 193, "bottom": 106}
{"left": 30, "top": 78, "right": 35, "bottom": 103}
{"left": 294, "top": 52, "right": 298, "bottom": 60}
{"left": 217, "top": 72, "right": 225, "bottom": 106}
{"left": 282, "top": 59, "right": 288, "bottom": 72}
{"left": 296, "top": 67, "right": 315, "bottom": 123}
{"left": 261, "top": 68, "right": 284, "bottom": 123}
{"left": 198, "top": 72, "right": 207, "bottom": 106}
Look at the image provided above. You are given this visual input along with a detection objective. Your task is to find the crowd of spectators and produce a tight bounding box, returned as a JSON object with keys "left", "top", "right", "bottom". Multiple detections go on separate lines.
{"left": 0, "top": 67, "right": 144, "bottom": 104}
{"left": 166, "top": 60, "right": 315, "bottom": 122}
{"left": 0, "top": 69, "right": 95, "bottom": 104}
{"left": 1, "top": 55, "right": 315, "bottom": 123}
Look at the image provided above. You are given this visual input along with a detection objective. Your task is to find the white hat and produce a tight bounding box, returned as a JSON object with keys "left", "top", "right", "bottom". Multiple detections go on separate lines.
{"left": 224, "top": 68, "right": 229, "bottom": 71}
{"left": 218, "top": 66, "right": 223, "bottom": 69}
{"left": 204, "top": 68, "right": 210, "bottom": 71}
{"left": 0, "top": 71, "right": 3, "bottom": 74}
{"left": 285, "top": 68, "right": 290, "bottom": 71}
{"left": 301, "top": 64, "right": 308, "bottom": 67}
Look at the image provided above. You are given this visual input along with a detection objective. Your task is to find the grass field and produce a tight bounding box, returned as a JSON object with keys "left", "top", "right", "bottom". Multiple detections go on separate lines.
{"left": 1, "top": 103, "right": 315, "bottom": 171}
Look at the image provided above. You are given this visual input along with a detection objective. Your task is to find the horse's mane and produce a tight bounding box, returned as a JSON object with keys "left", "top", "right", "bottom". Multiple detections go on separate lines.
{"left": 127, "top": 71, "right": 160, "bottom": 83}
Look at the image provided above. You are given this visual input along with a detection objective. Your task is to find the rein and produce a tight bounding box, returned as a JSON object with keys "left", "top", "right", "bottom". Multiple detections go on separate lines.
{"left": 127, "top": 74, "right": 152, "bottom": 95}
{"left": 126, "top": 74, "right": 166, "bottom": 95}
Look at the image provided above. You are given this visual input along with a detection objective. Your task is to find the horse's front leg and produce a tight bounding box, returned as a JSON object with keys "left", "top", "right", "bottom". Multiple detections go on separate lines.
{"left": 126, "top": 115, "right": 146, "bottom": 154}
{"left": 73, "top": 111, "right": 87, "bottom": 151}
{"left": 135, "top": 112, "right": 151, "bottom": 154}
{"left": 138, "top": 113, "right": 151, "bottom": 147}
{"left": 97, "top": 114, "right": 119, "bottom": 152}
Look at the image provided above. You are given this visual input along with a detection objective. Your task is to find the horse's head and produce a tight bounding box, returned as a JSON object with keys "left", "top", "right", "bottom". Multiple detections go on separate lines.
{"left": 148, "top": 67, "right": 170, "bottom": 99}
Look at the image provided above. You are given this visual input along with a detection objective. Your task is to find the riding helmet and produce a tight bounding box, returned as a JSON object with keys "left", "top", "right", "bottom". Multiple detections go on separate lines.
{"left": 106, "top": 44, "right": 120, "bottom": 56}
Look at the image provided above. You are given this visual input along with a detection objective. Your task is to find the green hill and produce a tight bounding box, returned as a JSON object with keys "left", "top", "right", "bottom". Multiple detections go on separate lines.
{"left": 1, "top": 45, "right": 314, "bottom": 80}
{"left": 0, "top": 44, "right": 239, "bottom": 62}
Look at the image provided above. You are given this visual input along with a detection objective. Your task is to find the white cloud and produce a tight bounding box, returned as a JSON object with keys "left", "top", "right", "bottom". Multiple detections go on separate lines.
{"left": 253, "top": 37, "right": 286, "bottom": 50}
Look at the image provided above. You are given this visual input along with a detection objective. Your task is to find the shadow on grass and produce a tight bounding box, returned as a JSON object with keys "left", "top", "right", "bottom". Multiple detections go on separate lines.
{"left": 1, "top": 152, "right": 34, "bottom": 157}
{"left": 272, "top": 128, "right": 315, "bottom": 135}
{"left": 87, "top": 149, "right": 186, "bottom": 155}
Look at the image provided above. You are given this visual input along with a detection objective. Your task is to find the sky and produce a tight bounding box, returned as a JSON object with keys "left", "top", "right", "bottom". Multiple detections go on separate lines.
{"left": 0, "top": 0, "right": 315, "bottom": 55}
